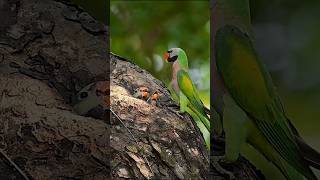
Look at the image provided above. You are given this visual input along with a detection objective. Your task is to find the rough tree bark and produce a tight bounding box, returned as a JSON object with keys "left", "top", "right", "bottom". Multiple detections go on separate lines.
{"left": 0, "top": 0, "right": 264, "bottom": 179}
{"left": 0, "top": 0, "right": 109, "bottom": 179}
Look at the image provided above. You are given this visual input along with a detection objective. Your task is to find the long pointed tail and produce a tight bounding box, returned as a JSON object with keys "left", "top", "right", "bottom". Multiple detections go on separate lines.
{"left": 286, "top": 118, "right": 320, "bottom": 169}
{"left": 296, "top": 136, "right": 320, "bottom": 169}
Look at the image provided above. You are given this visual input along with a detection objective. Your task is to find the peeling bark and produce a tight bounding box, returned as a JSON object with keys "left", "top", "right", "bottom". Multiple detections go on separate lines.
{"left": 0, "top": 0, "right": 265, "bottom": 179}
{"left": 0, "top": 0, "right": 108, "bottom": 102}
{"left": 0, "top": 74, "right": 109, "bottom": 179}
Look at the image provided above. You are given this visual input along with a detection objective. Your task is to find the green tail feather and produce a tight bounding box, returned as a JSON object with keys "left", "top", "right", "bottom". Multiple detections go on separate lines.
{"left": 277, "top": 158, "right": 304, "bottom": 180}
{"left": 186, "top": 107, "right": 210, "bottom": 150}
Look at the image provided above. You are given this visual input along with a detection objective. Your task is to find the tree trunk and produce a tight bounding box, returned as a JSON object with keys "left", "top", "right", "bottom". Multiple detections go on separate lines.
{"left": 110, "top": 53, "right": 209, "bottom": 179}
{"left": 0, "top": 0, "right": 109, "bottom": 179}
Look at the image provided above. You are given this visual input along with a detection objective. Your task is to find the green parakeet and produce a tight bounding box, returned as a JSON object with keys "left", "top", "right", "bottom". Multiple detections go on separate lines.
{"left": 163, "top": 48, "right": 210, "bottom": 149}
{"left": 215, "top": 25, "right": 320, "bottom": 180}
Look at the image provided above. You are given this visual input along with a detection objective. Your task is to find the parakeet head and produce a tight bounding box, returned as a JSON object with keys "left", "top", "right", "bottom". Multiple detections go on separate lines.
{"left": 163, "top": 47, "right": 188, "bottom": 68}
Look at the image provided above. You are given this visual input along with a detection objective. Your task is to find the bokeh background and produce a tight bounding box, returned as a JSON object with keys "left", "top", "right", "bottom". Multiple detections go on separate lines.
{"left": 110, "top": 0, "right": 210, "bottom": 106}
{"left": 244, "top": 0, "right": 320, "bottom": 179}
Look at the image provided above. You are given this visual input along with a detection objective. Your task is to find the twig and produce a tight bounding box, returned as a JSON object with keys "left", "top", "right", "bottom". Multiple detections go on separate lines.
{"left": 110, "top": 109, "right": 138, "bottom": 143}
{"left": 110, "top": 109, "right": 154, "bottom": 175}
{"left": 0, "top": 149, "right": 31, "bottom": 180}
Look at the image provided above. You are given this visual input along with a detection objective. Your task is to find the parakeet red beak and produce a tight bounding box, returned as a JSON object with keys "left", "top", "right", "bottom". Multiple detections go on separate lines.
{"left": 163, "top": 52, "right": 169, "bottom": 62}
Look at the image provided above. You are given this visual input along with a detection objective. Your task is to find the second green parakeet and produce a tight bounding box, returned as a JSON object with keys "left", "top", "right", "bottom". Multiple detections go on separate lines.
{"left": 215, "top": 25, "right": 320, "bottom": 180}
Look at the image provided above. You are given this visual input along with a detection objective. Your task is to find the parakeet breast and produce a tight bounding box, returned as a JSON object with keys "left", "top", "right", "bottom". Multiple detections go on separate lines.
{"left": 172, "top": 61, "right": 181, "bottom": 94}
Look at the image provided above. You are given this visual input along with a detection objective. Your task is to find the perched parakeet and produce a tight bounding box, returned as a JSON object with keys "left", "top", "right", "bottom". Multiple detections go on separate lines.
{"left": 215, "top": 25, "right": 320, "bottom": 180}
{"left": 163, "top": 48, "right": 210, "bottom": 149}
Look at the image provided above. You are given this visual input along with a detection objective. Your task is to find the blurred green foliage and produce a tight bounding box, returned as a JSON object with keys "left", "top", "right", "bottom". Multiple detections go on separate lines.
{"left": 110, "top": 0, "right": 210, "bottom": 105}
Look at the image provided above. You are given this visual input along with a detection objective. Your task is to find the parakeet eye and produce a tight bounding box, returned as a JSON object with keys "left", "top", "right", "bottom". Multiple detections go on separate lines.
{"left": 167, "top": 50, "right": 172, "bottom": 53}
{"left": 168, "top": 55, "right": 178, "bottom": 62}
{"left": 80, "top": 92, "right": 88, "bottom": 99}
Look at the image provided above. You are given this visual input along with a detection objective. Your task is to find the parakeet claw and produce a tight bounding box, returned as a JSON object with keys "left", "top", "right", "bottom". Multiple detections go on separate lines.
{"left": 211, "top": 156, "right": 236, "bottom": 179}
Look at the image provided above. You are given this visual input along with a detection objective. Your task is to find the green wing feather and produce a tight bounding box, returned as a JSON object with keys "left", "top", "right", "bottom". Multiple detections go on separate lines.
{"left": 177, "top": 69, "right": 210, "bottom": 130}
{"left": 215, "top": 25, "right": 316, "bottom": 180}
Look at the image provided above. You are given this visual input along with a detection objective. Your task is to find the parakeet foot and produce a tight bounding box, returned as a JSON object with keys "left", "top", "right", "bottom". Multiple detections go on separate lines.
{"left": 167, "top": 107, "right": 185, "bottom": 119}
{"left": 211, "top": 156, "right": 236, "bottom": 179}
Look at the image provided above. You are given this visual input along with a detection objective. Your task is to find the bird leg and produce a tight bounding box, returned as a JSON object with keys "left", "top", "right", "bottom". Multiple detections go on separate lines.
{"left": 167, "top": 106, "right": 185, "bottom": 119}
